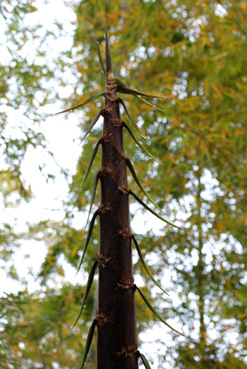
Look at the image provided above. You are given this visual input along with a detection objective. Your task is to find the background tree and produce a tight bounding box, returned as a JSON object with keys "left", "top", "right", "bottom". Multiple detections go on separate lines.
{"left": 0, "top": 1, "right": 87, "bottom": 367}
{"left": 66, "top": 1, "right": 247, "bottom": 367}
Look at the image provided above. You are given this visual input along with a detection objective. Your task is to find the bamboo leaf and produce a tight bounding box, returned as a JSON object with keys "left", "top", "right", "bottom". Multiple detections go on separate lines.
{"left": 115, "top": 77, "right": 164, "bottom": 99}
{"left": 82, "top": 139, "right": 101, "bottom": 190}
{"left": 53, "top": 92, "right": 104, "bottom": 116}
{"left": 105, "top": 24, "right": 112, "bottom": 75}
{"left": 139, "top": 353, "right": 153, "bottom": 369}
{"left": 95, "top": 37, "right": 106, "bottom": 77}
{"left": 73, "top": 261, "right": 98, "bottom": 328}
{"left": 135, "top": 95, "right": 164, "bottom": 112}
{"left": 123, "top": 122, "right": 163, "bottom": 165}
{"left": 126, "top": 159, "right": 166, "bottom": 215}
{"left": 136, "top": 286, "right": 184, "bottom": 336}
{"left": 80, "top": 319, "right": 97, "bottom": 369}
{"left": 86, "top": 173, "right": 99, "bottom": 228}
{"left": 132, "top": 235, "right": 169, "bottom": 296}
{"left": 129, "top": 190, "right": 182, "bottom": 230}
{"left": 80, "top": 110, "right": 103, "bottom": 143}
{"left": 77, "top": 210, "right": 99, "bottom": 273}
{"left": 119, "top": 98, "right": 147, "bottom": 139}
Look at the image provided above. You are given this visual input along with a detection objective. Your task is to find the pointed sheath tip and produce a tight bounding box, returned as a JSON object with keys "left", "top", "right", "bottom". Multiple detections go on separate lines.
{"left": 105, "top": 23, "right": 112, "bottom": 75}
{"left": 94, "top": 36, "right": 106, "bottom": 78}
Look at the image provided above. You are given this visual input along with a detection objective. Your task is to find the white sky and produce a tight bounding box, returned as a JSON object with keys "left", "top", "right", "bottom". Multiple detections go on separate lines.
{"left": 1, "top": 0, "right": 85, "bottom": 294}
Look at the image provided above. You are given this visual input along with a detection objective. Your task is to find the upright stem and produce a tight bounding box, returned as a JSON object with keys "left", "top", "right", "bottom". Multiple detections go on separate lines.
{"left": 195, "top": 169, "right": 206, "bottom": 351}
{"left": 96, "top": 75, "right": 138, "bottom": 369}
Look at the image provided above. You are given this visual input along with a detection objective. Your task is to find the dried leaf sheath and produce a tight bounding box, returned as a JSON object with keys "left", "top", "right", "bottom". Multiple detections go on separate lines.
{"left": 97, "top": 75, "right": 138, "bottom": 368}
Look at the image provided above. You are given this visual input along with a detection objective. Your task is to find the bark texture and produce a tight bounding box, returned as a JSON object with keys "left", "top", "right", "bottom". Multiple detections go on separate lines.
{"left": 96, "top": 76, "right": 138, "bottom": 369}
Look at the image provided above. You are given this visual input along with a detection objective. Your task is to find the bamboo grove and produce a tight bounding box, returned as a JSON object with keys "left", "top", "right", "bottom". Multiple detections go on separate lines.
{"left": 54, "top": 28, "right": 182, "bottom": 368}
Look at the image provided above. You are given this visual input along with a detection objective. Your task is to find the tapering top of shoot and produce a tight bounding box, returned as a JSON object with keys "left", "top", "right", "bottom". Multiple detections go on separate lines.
{"left": 95, "top": 24, "right": 114, "bottom": 83}
{"left": 105, "top": 24, "right": 113, "bottom": 79}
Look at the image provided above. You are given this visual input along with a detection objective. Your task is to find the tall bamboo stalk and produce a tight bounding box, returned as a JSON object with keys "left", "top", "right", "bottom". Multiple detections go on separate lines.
{"left": 54, "top": 27, "right": 182, "bottom": 369}
{"left": 96, "top": 70, "right": 138, "bottom": 369}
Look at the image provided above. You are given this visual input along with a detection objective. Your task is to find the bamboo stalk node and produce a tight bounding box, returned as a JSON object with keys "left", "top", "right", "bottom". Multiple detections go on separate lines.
{"left": 98, "top": 203, "right": 112, "bottom": 214}
{"left": 108, "top": 95, "right": 119, "bottom": 102}
{"left": 105, "top": 87, "right": 118, "bottom": 101}
{"left": 102, "top": 132, "right": 113, "bottom": 142}
{"left": 97, "top": 253, "right": 111, "bottom": 268}
{"left": 96, "top": 313, "right": 110, "bottom": 326}
{"left": 105, "top": 86, "right": 117, "bottom": 94}
{"left": 101, "top": 106, "right": 112, "bottom": 115}
{"left": 117, "top": 279, "right": 135, "bottom": 290}
{"left": 106, "top": 80, "right": 117, "bottom": 91}
{"left": 118, "top": 228, "right": 132, "bottom": 238}
{"left": 101, "top": 108, "right": 107, "bottom": 116}
{"left": 113, "top": 118, "right": 123, "bottom": 127}
{"left": 106, "top": 74, "right": 115, "bottom": 85}
{"left": 118, "top": 186, "right": 129, "bottom": 194}
{"left": 99, "top": 168, "right": 112, "bottom": 177}
{"left": 117, "top": 344, "right": 138, "bottom": 358}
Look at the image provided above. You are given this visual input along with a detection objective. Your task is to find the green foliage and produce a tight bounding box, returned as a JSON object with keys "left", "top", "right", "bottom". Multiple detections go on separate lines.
{"left": 0, "top": 286, "right": 93, "bottom": 369}
{"left": 68, "top": 0, "right": 247, "bottom": 367}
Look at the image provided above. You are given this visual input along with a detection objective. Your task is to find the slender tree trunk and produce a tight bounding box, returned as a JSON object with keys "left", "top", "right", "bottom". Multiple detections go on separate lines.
{"left": 195, "top": 169, "right": 206, "bottom": 352}
{"left": 96, "top": 75, "right": 138, "bottom": 368}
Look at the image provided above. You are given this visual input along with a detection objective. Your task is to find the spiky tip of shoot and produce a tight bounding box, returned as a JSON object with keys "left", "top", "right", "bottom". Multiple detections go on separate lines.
{"left": 105, "top": 24, "right": 112, "bottom": 76}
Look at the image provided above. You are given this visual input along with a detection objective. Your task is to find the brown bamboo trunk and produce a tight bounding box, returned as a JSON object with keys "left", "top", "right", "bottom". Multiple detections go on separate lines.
{"left": 96, "top": 76, "right": 138, "bottom": 369}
